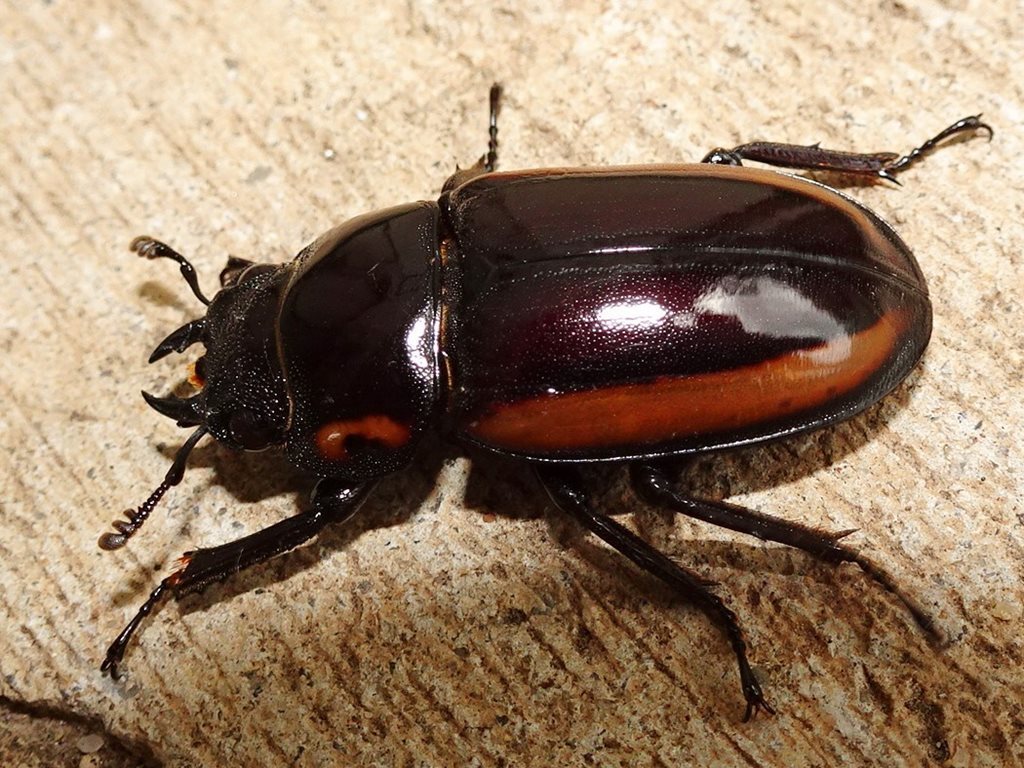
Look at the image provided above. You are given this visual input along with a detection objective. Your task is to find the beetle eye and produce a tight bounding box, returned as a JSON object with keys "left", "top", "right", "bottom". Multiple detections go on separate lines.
{"left": 228, "top": 408, "right": 277, "bottom": 451}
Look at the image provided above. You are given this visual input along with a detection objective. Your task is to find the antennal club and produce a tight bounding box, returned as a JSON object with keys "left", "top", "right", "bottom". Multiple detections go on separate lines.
{"left": 98, "top": 426, "right": 207, "bottom": 550}
{"left": 130, "top": 236, "right": 211, "bottom": 306}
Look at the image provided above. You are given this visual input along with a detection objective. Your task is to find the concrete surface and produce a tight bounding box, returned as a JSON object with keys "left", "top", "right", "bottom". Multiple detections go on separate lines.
{"left": 1, "top": 1, "right": 1022, "bottom": 765}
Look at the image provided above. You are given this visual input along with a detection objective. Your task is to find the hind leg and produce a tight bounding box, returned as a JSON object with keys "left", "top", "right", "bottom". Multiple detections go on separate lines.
{"left": 630, "top": 462, "right": 937, "bottom": 637}
{"left": 536, "top": 463, "right": 772, "bottom": 721}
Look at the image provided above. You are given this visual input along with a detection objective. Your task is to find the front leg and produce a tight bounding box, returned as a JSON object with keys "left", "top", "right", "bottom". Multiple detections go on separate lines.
{"left": 101, "top": 477, "right": 373, "bottom": 677}
{"left": 535, "top": 464, "right": 772, "bottom": 722}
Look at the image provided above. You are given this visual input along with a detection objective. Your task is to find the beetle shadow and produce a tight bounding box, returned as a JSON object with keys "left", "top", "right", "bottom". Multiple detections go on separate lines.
{"left": 797, "top": 171, "right": 896, "bottom": 191}
{"left": 121, "top": 369, "right": 923, "bottom": 635}
{"left": 131, "top": 437, "right": 450, "bottom": 618}
{"left": 462, "top": 369, "right": 921, "bottom": 588}
{"left": 137, "top": 281, "right": 199, "bottom": 315}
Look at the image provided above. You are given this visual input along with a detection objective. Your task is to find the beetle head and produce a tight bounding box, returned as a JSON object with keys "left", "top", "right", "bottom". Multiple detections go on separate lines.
{"left": 147, "top": 256, "right": 292, "bottom": 452}
{"left": 100, "top": 241, "right": 294, "bottom": 552}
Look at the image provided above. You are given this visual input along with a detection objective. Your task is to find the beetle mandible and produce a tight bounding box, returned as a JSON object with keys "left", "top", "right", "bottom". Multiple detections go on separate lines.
{"left": 99, "top": 84, "right": 992, "bottom": 720}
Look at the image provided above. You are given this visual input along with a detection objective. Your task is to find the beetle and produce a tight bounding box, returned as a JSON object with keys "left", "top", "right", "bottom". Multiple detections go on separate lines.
{"left": 99, "top": 84, "right": 991, "bottom": 720}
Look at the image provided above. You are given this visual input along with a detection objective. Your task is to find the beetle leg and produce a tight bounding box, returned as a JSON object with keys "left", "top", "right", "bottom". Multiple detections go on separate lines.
{"left": 535, "top": 464, "right": 773, "bottom": 722}
{"left": 441, "top": 83, "right": 503, "bottom": 192}
{"left": 700, "top": 115, "right": 992, "bottom": 182}
{"left": 101, "top": 478, "right": 373, "bottom": 678}
{"left": 630, "top": 462, "right": 940, "bottom": 639}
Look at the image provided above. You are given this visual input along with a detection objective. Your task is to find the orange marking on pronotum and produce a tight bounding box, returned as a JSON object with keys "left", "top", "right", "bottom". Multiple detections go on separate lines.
{"left": 470, "top": 310, "right": 908, "bottom": 453}
{"left": 315, "top": 415, "right": 411, "bottom": 461}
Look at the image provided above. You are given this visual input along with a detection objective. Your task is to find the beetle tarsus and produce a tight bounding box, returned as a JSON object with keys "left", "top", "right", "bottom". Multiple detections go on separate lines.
{"left": 844, "top": 551, "right": 942, "bottom": 642}
{"left": 880, "top": 114, "right": 993, "bottom": 178}
{"left": 102, "top": 577, "right": 173, "bottom": 678}
{"left": 537, "top": 464, "right": 769, "bottom": 720}
{"left": 742, "top": 677, "right": 775, "bottom": 723}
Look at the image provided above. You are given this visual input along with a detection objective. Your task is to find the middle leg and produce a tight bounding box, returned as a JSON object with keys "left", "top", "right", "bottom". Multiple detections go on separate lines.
{"left": 536, "top": 463, "right": 772, "bottom": 721}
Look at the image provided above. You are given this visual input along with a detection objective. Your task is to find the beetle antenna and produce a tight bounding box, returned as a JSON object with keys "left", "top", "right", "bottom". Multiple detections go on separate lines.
{"left": 130, "top": 236, "right": 211, "bottom": 306}
{"left": 485, "top": 82, "right": 502, "bottom": 173}
{"left": 881, "top": 114, "right": 993, "bottom": 179}
{"left": 98, "top": 426, "right": 208, "bottom": 550}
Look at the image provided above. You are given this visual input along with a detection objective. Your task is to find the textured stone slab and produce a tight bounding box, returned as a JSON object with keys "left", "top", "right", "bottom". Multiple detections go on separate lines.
{"left": 1, "top": 1, "right": 1021, "bottom": 765}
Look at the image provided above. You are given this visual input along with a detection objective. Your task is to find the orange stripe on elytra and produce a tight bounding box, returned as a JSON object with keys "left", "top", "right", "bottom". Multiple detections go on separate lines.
{"left": 468, "top": 310, "right": 907, "bottom": 453}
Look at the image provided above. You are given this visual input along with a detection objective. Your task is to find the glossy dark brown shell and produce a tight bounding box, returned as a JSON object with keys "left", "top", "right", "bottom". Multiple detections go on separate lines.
{"left": 441, "top": 165, "right": 931, "bottom": 460}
